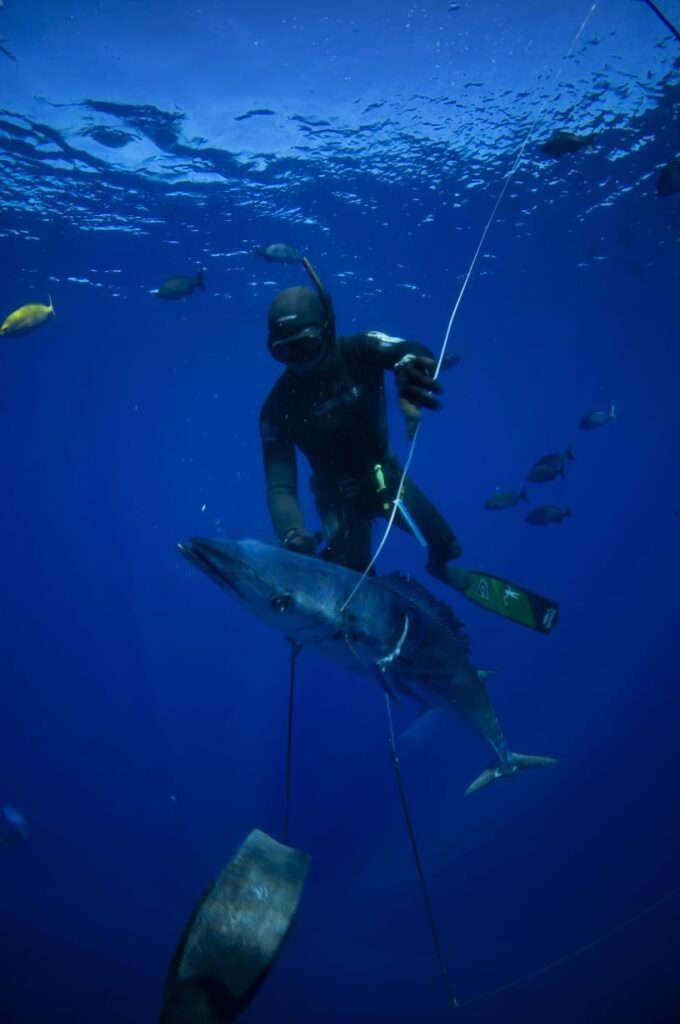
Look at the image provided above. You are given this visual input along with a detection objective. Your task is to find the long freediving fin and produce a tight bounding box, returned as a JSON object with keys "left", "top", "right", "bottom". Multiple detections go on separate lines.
{"left": 458, "top": 570, "right": 559, "bottom": 634}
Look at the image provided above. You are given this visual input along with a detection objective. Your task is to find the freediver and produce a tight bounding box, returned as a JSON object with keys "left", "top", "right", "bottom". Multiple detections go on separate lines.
{"left": 259, "top": 256, "right": 559, "bottom": 633}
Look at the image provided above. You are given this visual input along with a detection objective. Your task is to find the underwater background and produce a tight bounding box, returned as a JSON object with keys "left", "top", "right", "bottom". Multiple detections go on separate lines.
{"left": 1, "top": 1, "right": 679, "bottom": 1021}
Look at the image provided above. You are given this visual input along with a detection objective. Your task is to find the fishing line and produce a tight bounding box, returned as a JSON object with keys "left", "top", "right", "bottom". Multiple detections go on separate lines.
{"left": 384, "top": 693, "right": 459, "bottom": 1010}
{"left": 463, "top": 882, "right": 680, "bottom": 1005}
{"left": 283, "top": 639, "right": 302, "bottom": 845}
{"left": 341, "top": 2, "right": 598, "bottom": 615}
{"left": 641, "top": 0, "right": 680, "bottom": 42}
{"left": 342, "top": 635, "right": 458, "bottom": 1008}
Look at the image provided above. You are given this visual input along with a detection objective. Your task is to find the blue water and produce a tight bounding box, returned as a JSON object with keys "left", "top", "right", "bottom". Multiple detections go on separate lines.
{"left": 1, "top": 1, "right": 679, "bottom": 1021}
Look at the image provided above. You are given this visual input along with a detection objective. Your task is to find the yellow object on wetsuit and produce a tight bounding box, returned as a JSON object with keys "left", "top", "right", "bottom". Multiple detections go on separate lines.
{"left": 374, "top": 463, "right": 391, "bottom": 511}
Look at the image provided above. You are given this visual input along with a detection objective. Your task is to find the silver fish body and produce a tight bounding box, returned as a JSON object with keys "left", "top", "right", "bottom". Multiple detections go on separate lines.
{"left": 178, "top": 538, "right": 556, "bottom": 794}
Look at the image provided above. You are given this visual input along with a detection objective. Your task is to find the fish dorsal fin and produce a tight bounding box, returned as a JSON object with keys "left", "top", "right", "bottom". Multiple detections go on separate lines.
{"left": 377, "top": 572, "right": 470, "bottom": 649}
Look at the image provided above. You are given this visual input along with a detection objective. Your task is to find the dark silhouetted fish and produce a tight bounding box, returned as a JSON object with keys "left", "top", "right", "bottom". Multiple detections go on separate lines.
{"left": 538, "top": 446, "right": 576, "bottom": 468}
{"left": 527, "top": 446, "right": 575, "bottom": 482}
{"left": 540, "top": 131, "right": 595, "bottom": 158}
{"left": 156, "top": 269, "right": 205, "bottom": 300}
{"left": 526, "top": 505, "right": 571, "bottom": 526}
{"left": 527, "top": 463, "right": 562, "bottom": 484}
{"left": 579, "top": 403, "right": 615, "bottom": 429}
{"left": 657, "top": 159, "right": 680, "bottom": 197}
{"left": 484, "top": 487, "right": 529, "bottom": 511}
{"left": 256, "top": 243, "right": 302, "bottom": 264}
{"left": 440, "top": 350, "right": 465, "bottom": 371}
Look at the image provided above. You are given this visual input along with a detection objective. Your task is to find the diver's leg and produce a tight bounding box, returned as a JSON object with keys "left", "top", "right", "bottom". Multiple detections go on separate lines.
{"left": 383, "top": 460, "right": 559, "bottom": 632}
{"left": 385, "top": 456, "right": 470, "bottom": 590}
{"left": 319, "top": 502, "right": 373, "bottom": 574}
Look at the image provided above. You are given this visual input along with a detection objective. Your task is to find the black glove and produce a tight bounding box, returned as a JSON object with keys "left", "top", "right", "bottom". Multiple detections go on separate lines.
{"left": 394, "top": 355, "right": 442, "bottom": 410}
{"left": 281, "top": 527, "right": 323, "bottom": 555}
{"left": 395, "top": 355, "right": 442, "bottom": 439}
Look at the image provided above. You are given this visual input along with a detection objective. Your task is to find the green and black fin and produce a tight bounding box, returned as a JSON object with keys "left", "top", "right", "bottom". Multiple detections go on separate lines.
{"left": 441, "top": 568, "right": 559, "bottom": 634}
{"left": 461, "top": 571, "right": 559, "bottom": 634}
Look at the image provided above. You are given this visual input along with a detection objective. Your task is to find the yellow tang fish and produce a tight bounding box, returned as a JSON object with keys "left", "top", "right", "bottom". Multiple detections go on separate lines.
{"left": 0, "top": 296, "right": 55, "bottom": 337}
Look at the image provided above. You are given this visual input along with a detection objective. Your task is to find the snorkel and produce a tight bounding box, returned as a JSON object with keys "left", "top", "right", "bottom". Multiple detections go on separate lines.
{"left": 301, "top": 256, "right": 336, "bottom": 346}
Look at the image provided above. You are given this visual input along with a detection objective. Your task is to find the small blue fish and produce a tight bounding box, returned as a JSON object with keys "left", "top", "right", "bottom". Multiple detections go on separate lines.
{"left": 484, "top": 486, "right": 529, "bottom": 511}
{"left": 439, "top": 350, "right": 465, "bottom": 372}
{"left": 579, "top": 404, "right": 616, "bottom": 430}
{"left": 541, "top": 131, "right": 595, "bottom": 158}
{"left": 525, "top": 505, "right": 571, "bottom": 527}
{"left": 156, "top": 269, "right": 205, "bottom": 300}
{"left": 527, "top": 446, "right": 575, "bottom": 483}
{"left": 256, "top": 243, "right": 302, "bottom": 264}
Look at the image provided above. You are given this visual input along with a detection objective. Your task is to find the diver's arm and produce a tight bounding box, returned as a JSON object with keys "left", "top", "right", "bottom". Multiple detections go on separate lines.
{"left": 261, "top": 434, "right": 305, "bottom": 540}
{"left": 350, "top": 332, "right": 443, "bottom": 439}
{"left": 260, "top": 396, "right": 320, "bottom": 554}
{"left": 354, "top": 331, "right": 436, "bottom": 370}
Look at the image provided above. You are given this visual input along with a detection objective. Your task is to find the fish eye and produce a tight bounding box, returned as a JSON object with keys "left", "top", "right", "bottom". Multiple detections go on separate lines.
{"left": 271, "top": 594, "right": 293, "bottom": 613}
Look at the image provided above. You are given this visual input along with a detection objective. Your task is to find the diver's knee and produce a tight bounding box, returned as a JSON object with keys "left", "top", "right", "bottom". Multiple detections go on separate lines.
{"left": 429, "top": 536, "right": 462, "bottom": 563}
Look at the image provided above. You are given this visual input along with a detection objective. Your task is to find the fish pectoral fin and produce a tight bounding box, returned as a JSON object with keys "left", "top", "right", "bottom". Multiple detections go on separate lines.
{"left": 465, "top": 752, "right": 557, "bottom": 796}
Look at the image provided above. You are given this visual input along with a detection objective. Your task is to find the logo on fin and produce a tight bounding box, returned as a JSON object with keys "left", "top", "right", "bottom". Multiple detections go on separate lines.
{"left": 542, "top": 608, "right": 558, "bottom": 631}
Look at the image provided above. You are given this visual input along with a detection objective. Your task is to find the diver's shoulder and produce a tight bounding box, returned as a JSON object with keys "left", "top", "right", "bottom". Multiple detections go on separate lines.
{"left": 260, "top": 370, "right": 295, "bottom": 415}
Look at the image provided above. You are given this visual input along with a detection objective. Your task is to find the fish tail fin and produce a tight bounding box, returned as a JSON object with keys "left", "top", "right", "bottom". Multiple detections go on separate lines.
{"left": 465, "top": 752, "right": 557, "bottom": 796}
{"left": 610, "top": 403, "right": 616, "bottom": 418}
{"left": 49, "top": 294, "right": 55, "bottom": 316}
{"left": 566, "top": 444, "right": 576, "bottom": 461}
{"left": 195, "top": 269, "right": 206, "bottom": 290}
{"left": 519, "top": 485, "right": 529, "bottom": 504}
{"left": 564, "top": 506, "right": 572, "bottom": 519}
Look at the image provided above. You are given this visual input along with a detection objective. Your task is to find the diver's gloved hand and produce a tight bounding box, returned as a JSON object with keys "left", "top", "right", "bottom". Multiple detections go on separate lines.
{"left": 395, "top": 355, "right": 442, "bottom": 439}
{"left": 281, "top": 527, "right": 323, "bottom": 555}
{"left": 394, "top": 355, "right": 442, "bottom": 411}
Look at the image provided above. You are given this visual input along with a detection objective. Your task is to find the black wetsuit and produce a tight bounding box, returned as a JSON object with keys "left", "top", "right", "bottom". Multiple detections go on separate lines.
{"left": 259, "top": 331, "right": 459, "bottom": 573}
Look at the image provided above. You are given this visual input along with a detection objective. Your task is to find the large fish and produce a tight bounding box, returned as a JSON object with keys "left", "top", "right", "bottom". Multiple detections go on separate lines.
{"left": 178, "top": 538, "right": 556, "bottom": 796}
